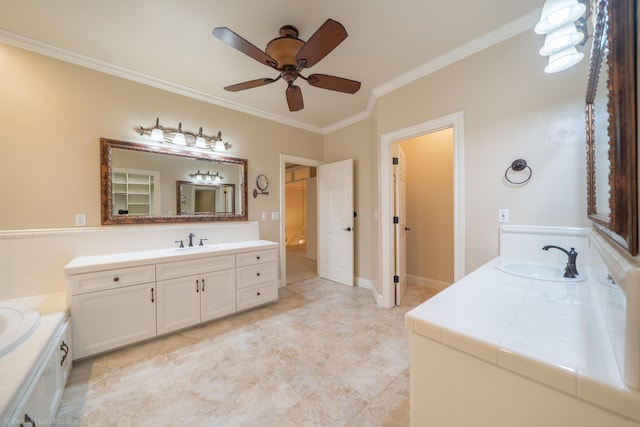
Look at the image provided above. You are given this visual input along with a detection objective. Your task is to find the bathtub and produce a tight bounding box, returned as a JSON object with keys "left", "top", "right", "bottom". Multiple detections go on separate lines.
{"left": 0, "top": 293, "right": 69, "bottom": 426}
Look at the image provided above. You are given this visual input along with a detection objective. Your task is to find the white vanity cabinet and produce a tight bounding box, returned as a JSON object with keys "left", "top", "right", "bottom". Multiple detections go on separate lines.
{"left": 236, "top": 249, "right": 278, "bottom": 311}
{"left": 69, "top": 266, "right": 157, "bottom": 359}
{"left": 65, "top": 240, "right": 279, "bottom": 359}
{"left": 155, "top": 255, "right": 236, "bottom": 335}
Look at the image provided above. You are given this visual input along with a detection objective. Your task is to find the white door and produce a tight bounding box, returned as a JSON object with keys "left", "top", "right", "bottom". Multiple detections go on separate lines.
{"left": 394, "top": 145, "right": 408, "bottom": 305}
{"left": 318, "top": 159, "right": 354, "bottom": 286}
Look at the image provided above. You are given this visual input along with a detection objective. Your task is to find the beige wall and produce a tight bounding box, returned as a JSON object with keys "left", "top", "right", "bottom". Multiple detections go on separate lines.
{"left": 0, "top": 42, "right": 323, "bottom": 244}
{"left": 372, "top": 29, "right": 589, "bottom": 275}
{"left": 1, "top": 24, "right": 591, "bottom": 295}
{"left": 400, "top": 129, "right": 454, "bottom": 285}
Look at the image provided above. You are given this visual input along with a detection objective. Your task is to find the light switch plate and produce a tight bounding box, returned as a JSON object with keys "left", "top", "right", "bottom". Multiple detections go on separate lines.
{"left": 261, "top": 211, "right": 268, "bottom": 221}
{"left": 498, "top": 209, "right": 510, "bottom": 223}
{"left": 271, "top": 212, "right": 280, "bottom": 221}
{"left": 75, "top": 213, "right": 87, "bottom": 227}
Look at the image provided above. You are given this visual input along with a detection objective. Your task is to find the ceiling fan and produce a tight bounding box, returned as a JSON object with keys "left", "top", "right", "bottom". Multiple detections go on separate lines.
{"left": 212, "top": 19, "right": 361, "bottom": 112}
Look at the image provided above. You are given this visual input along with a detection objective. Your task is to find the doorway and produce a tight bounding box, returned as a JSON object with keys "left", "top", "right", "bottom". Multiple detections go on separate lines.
{"left": 285, "top": 163, "right": 318, "bottom": 284}
{"left": 379, "top": 112, "right": 465, "bottom": 308}
{"left": 279, "top": 155, "right": 323, "bottom": 286}
{"left": 394, "top": 128, "right": 455, "bottom": 304}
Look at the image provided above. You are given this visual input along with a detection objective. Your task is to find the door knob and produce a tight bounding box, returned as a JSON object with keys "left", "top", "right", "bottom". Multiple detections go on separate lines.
{"left": 405, "top": 227, "right": 411, "bottom": 231}
{"left": 343, "top": 226, "right": 352, "bottom": 232}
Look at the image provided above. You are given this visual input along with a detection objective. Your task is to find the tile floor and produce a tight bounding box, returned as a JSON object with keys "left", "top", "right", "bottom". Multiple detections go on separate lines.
{"left": 285, "top": 243, "right": 317, "bottom": 284}
{"left": 55, "top": 278, "right": 439, "bottom": 426}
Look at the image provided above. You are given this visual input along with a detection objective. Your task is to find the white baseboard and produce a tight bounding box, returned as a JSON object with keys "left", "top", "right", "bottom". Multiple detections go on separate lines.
{"left": 357, "top": 277, "right": 385, "bottom": 306}
{"left": 407, "top": 274, "right": 451, "bottom": 291}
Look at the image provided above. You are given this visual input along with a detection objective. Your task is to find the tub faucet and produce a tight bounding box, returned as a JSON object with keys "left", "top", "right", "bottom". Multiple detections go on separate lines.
{"left": 188, "top": 233, "right": 196, "bottom": 247}
{"left": 542, "top": 245, "right": 579, "bottom": 278}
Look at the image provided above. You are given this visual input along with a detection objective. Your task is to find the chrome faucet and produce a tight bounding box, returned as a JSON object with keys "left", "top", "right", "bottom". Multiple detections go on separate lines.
{"left": 188, "top": 232, "right": 196, "bottom": 247}
{"left": 542, "top": 245, "right": 579, "bottom": 278}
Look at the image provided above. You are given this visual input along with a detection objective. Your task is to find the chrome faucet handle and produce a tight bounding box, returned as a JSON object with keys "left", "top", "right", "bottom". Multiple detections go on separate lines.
{"left": 199, "top": 238, "right": 208, "bottom": 246}
{"left": 175, "top": 240, "right": 184, "bottom": 248}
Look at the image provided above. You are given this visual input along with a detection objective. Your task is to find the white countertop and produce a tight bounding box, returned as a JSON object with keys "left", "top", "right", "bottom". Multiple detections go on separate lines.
{"left": 405, "top": 257, "right": 640, "bottom": 422}
{"left": 64, "top": 239, "right": 278, "bottom": 275}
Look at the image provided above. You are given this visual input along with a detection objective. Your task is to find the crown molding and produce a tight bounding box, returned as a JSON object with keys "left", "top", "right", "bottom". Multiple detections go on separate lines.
{"left": 0, "top": 29, "right": 323, "bottom": 135}
{"left": 372, "top": 10, "right": 539, "bottom": 99}
{"left": 0, "top": 10, "right": 538, "bottom": 136}
{"left": 322, "top": 10, "right": 539, "bottom": 134}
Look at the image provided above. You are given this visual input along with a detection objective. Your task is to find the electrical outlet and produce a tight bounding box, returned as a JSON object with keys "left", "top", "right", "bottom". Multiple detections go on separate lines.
{"left": 498, "top": 209, "right": 510, "bottom": 223}
{"left": 75, "top": 213, "right": 87, "bottom": 227}
{"left": 271, "top": 212, "right": 280, "bottom": 221}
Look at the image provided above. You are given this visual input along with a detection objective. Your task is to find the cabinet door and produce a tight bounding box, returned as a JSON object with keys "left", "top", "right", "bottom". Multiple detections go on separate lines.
{"left": 156, "top": 276, "right": 201, "bottom": 335}
{"left": 71, "top": 283, "right": 156, "bottom": 359}
{"left": 201, "top": 269, "right": 236, "bottom": 322}
{"left": 11, "top": 340, "right": 57, "bottom": 426}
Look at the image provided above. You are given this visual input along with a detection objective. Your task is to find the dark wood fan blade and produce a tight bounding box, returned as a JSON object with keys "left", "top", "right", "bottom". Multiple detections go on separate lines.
{"left": 306, "top": 74, "right": 361, "bottom": 94}
{"left": 213, "top": 27, "right": 277, "bottom": 68}
{"left": 295, "top": 19, "right": 347, "bottom": 69}
{"left": 286, "top": 85, "right": 304, "bottom": 111}
{"left": 224, "top": 78, "right": 278, "bottom": 92}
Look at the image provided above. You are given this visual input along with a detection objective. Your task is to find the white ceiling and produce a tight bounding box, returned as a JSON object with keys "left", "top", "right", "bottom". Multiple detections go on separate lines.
{"left": 0, "top": 0, "right": 542, "bottom": 133}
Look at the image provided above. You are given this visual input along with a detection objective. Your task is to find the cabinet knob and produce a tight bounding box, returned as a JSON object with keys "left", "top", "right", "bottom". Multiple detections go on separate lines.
{"left": 257, "top": 256, "right": 261, "bottom": 260}
{"left": 257, "top": 272, "right": 261, "bottom": 276}
{"left": 113, "top": 276, "right": 120, "bottom": 282}
{"left": 257, "top": 292, "right": 261, "bottom": 296}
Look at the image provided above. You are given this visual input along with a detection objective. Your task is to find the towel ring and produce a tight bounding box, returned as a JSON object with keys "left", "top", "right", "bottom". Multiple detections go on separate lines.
{"left": 504, "top": 159, "right": 532, "bottom": 185}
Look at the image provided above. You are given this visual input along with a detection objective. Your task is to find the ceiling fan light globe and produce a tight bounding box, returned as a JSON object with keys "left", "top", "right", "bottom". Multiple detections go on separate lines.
{"left": 266, "top": 37, "right": 304, "bottom": 68}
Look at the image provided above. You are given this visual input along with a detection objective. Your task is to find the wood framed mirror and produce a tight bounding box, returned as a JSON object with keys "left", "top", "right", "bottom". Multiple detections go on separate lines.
{"left": 101, "top": 138, "right": 248, "bottom": 224}
{"left": 586, "top": 0, "right": 637, "bottom": 255}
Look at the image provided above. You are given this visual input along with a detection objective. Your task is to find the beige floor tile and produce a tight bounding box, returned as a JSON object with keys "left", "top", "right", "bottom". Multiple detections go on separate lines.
{"left": 56, "top": 278, "right": 440, "bottom": 426}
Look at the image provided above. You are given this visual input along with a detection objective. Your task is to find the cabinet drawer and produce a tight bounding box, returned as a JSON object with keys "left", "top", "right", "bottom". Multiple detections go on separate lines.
{"left": 235, "top": 249, "right": 277, "bottom": 267}
{"left": 236, "top": 262, "right": 277, "bottom": 289}
{"left": 237, "top": 282, "right": 278, "bottom": 311}
{"left": 156, "top": 255, "right": 235, "bottom": 280}
{"left": 68, "top": 265, "right": 155, "bottom": 295}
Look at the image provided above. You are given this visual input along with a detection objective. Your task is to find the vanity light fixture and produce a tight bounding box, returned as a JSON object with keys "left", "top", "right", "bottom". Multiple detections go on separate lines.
{"left": 188, "top": 170, "right": 224, "bottom": 182}
{"left": 137, "top": 118, "right": 232, "bottom": 151}
{"left": 535, "top": 0, "right": 588, "bottom": 73}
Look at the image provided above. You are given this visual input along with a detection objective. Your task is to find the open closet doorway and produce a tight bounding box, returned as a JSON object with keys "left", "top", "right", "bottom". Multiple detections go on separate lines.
{"left": 379, "top": 112, "right": 465, "bottom": 308}
{"left": 394, "top": 128, "right": 455, "bottom": 305}
{"left": 279, "top": 155, "right": 323, "bottom": 286}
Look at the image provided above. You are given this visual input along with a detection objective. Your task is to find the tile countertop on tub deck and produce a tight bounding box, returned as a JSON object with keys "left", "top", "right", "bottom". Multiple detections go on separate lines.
{"left": 63, "top": 239, "right": 278, "bottom": 275}
{"left": 405, "top": 257, "right": 640, "bottom": 422}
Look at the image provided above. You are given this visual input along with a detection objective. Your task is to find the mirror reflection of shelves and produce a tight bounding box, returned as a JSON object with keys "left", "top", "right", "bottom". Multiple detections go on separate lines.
{"left": 112, "top": 168, "right": 161, "bottom": 216}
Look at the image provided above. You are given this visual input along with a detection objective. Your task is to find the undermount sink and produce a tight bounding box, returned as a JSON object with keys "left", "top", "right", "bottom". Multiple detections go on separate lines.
{"left": 0, "top": 305, "right": 41, "bottom": 358}
{"left": 496, "top": 261, "right": 587, "bottom": 282}
{"left": 171, "top": 245, "right": 218, "bottom": 252}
